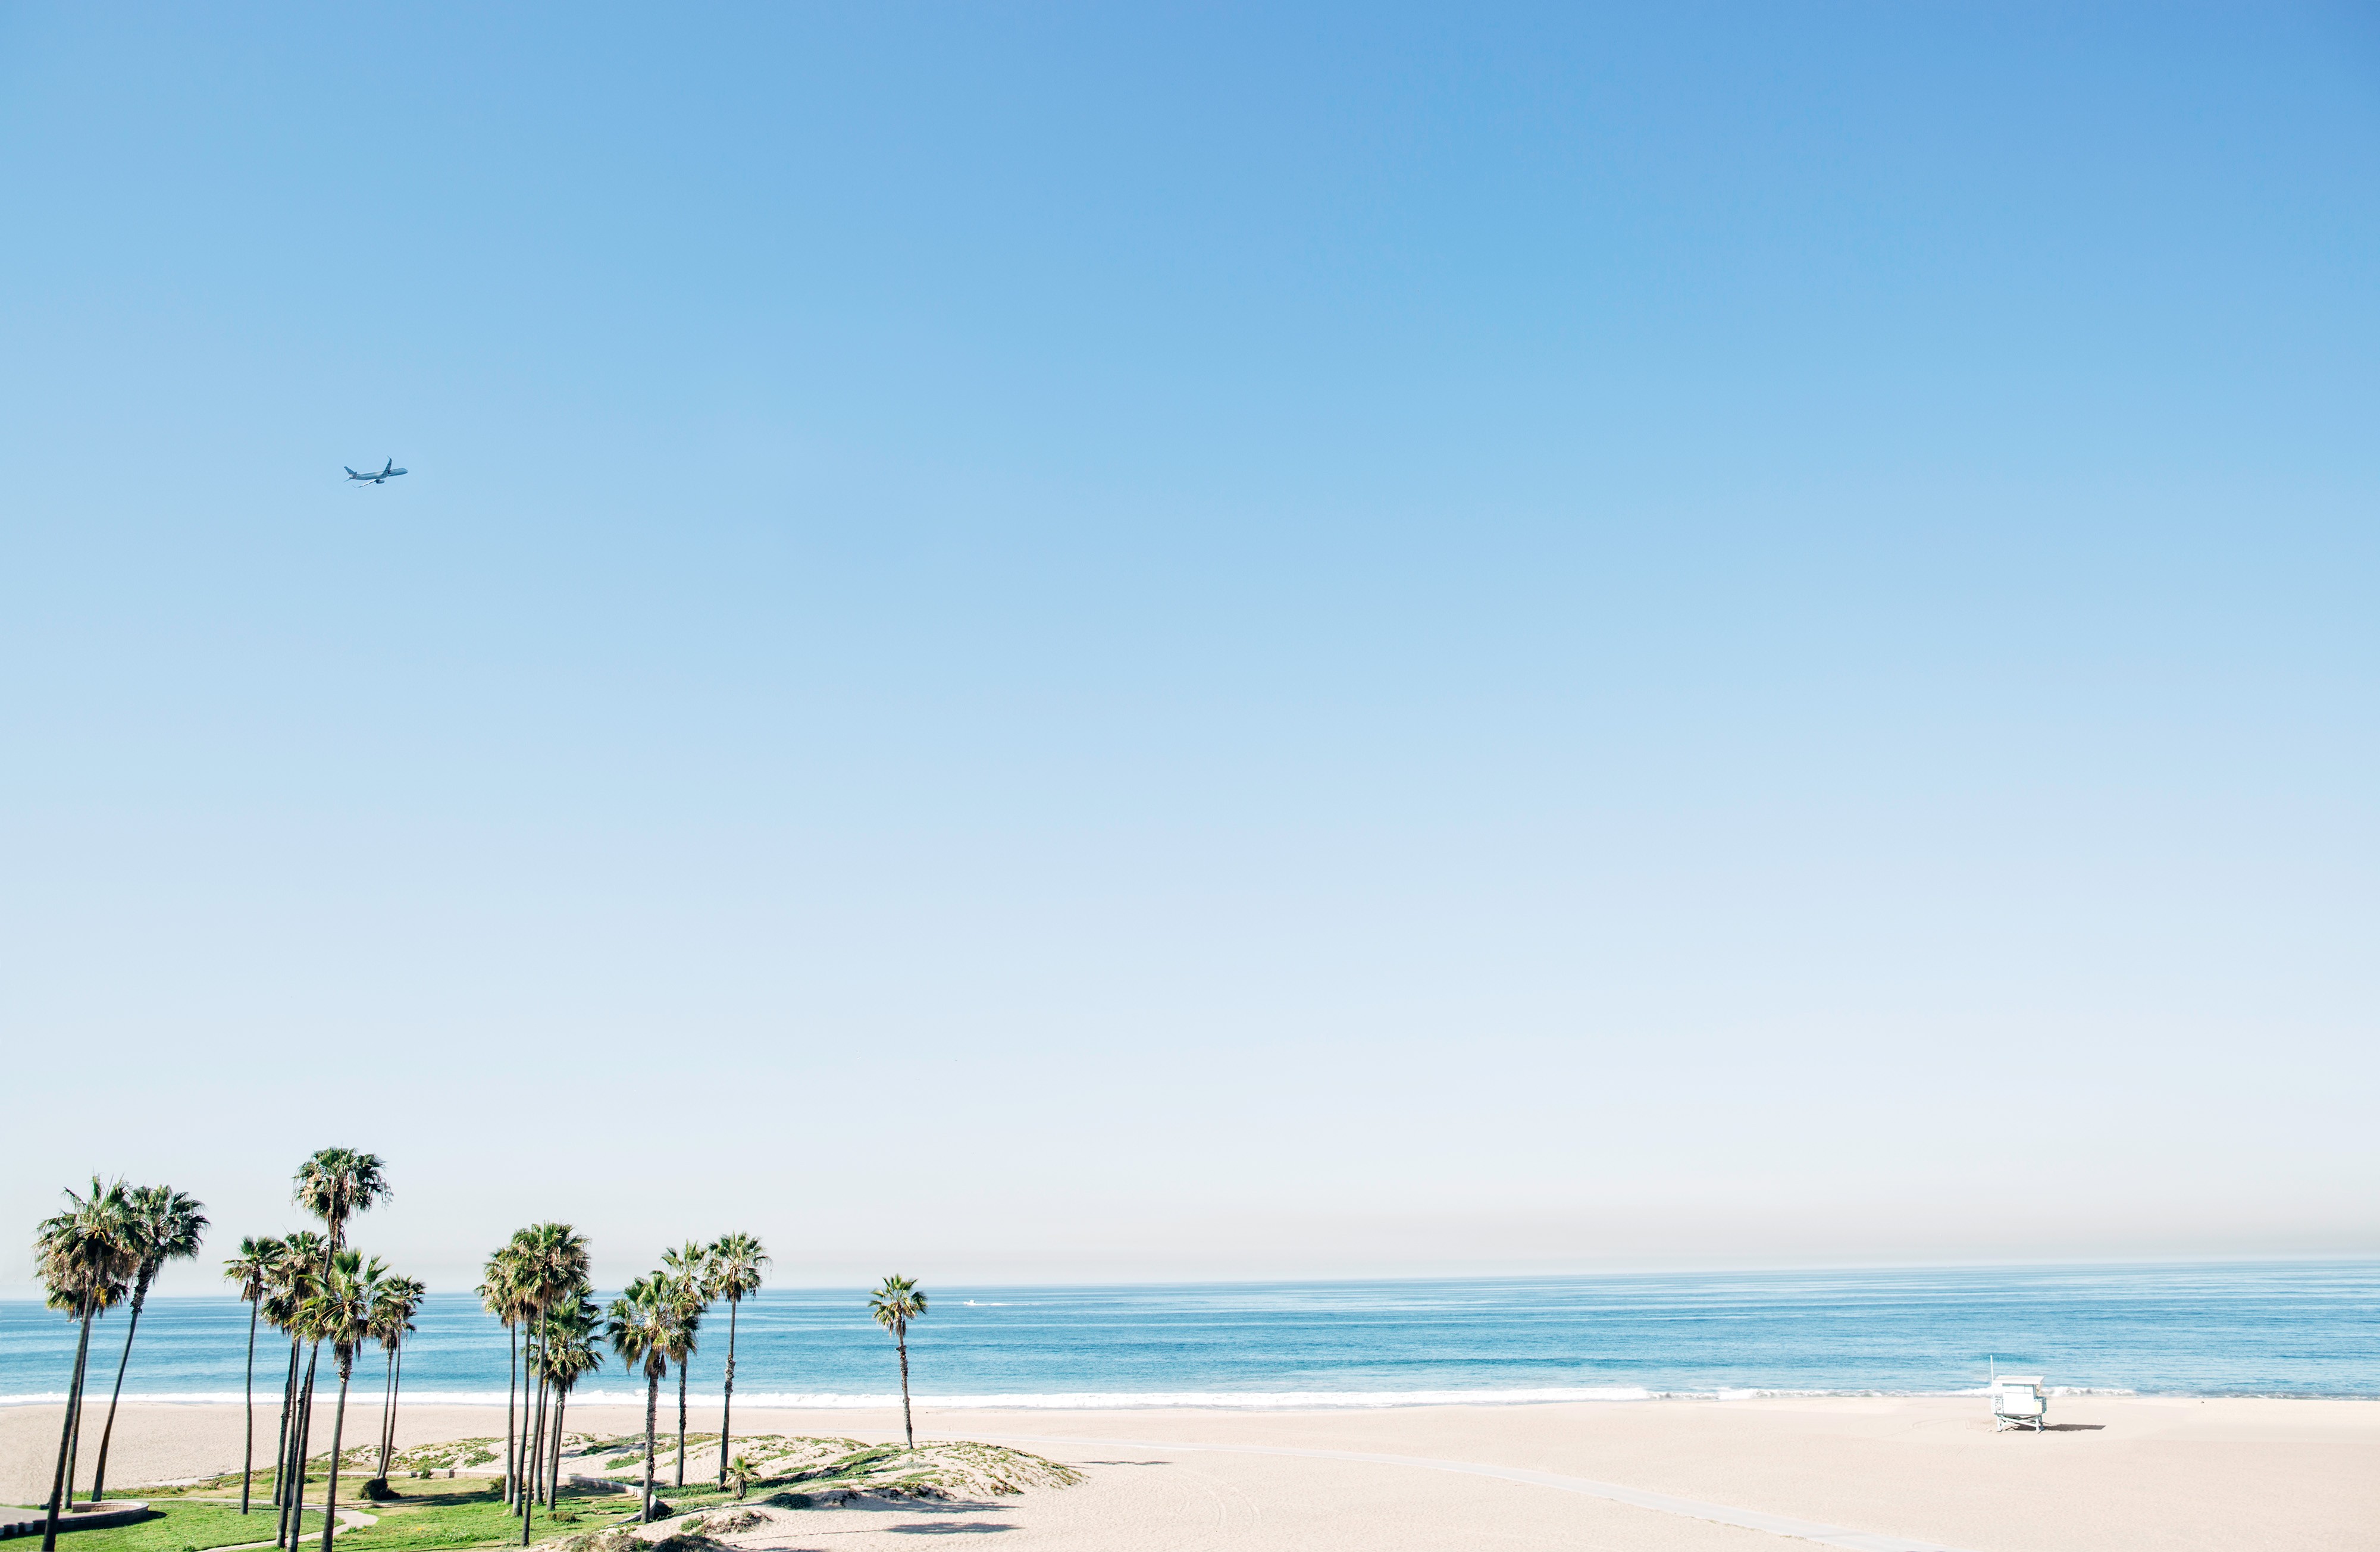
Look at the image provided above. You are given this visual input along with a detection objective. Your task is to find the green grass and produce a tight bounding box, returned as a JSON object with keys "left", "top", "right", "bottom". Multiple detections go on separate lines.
{"left": 337, "top": 1479, "right": 640, "bottom": 1551}
{"left": 36, "top": 1499, "right": 319, "bottom": 1552}
{"left": 51, "top": 1482, "right": 641, "bottom": 1552}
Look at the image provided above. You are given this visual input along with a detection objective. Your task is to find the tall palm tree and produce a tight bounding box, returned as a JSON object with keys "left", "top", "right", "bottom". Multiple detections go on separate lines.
{"left": 292, "top": 1150, "right": 392, "bottom": 1255}
{"left": 90, "top": 1185, "right": 209, "bottom": 1501}
{"left": 513, "top": 1223, "right": 590, "bottom": 1534}
{"left": 266, "top": 1231, "right": 324, "bottom": 1533}
{"left": 33, "top": 1178, "right": 137, "bottom": 1552}
{"left": 270, "top": 1240, "right": 332, "bottom": 1552}
{"left": 868, "top": 1276, "right": 929, "bottom": 1448}
{"left": 299, "top": 1251, "right": 385, "bottom": 1552}
{"left": 285, "top": 1150, "right": 387, "bottom": 1550}
{"left": 705, "top": 1234, "right": 768, "bottom": 1488}
{"left": 478, "top": 1242, "right": 533, "bottom": 1506}
{"left": 657, "top": 1242, "right": 710, "bottom": 1488}
{"left": 223, "top": 1236, "right": 286, "bottom": 1515}
{"left": 605, "top": 1274, "right": 687, "bottom": 1524}
{"left": 534, "top": 1293, "right": 602, "bottom": 1515}
{"left": 368, "top": 1275, "right": 424, "bottom": 1484}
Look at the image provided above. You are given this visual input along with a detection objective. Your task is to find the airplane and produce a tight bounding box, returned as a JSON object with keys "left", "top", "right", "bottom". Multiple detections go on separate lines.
{"left": 345, "top": 459, "right": 408, "bottom": 484}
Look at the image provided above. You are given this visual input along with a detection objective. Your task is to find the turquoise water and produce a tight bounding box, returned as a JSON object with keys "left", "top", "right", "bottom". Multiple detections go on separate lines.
{"left": 2, "top": 1262, "right": 2370, "bottom": 1407}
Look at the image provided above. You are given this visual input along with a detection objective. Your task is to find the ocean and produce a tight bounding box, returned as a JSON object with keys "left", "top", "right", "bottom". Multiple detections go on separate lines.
{"left": 2, "top": 1262, "right": 2370, "bottom": 1408}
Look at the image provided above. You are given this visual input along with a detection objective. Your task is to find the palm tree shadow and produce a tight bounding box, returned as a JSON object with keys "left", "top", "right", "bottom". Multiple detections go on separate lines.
{"left": 2042, "top": 1424, "right": 2106, "bottom": 1432}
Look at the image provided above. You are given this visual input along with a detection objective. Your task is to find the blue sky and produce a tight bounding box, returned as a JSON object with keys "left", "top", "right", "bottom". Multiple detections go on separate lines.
{"left": 4, "top": 3, "right": 2376, "bottom": 1290}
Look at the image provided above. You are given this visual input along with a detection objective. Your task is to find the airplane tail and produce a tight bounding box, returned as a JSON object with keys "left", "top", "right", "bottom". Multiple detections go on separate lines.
{"left": 345, "top": 466, "right": 359, "bottom": 477}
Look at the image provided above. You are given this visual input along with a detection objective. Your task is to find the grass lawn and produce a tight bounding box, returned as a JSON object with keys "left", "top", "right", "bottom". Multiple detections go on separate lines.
{"left": 338, "top": 1479, "right": 646, "bottom": 1550}
{"left": 35, "top": 1499, "right": 318, "bottom": 1552}
{"left": 46, "top": 1481, "right": 653, "bottom": 1552}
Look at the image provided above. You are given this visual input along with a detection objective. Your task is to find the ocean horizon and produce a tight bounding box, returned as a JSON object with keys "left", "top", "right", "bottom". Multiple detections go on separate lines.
{"left": 4, "top": 1261, "right": 2372, "bottom": 1407}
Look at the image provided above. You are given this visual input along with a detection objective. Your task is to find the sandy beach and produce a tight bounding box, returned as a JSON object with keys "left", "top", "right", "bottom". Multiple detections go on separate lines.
{"left": 4, "top": 1396, "right": 2372, "bottom": 1551}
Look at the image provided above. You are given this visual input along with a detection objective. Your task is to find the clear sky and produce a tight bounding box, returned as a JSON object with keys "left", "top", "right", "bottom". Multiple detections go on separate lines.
{"left": 4, "top": 3, "right": 2376, "bottom": 1295}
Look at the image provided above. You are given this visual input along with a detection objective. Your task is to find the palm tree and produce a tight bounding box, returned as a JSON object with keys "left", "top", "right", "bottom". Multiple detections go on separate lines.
{"left": 513, "top": 1223, "right": 590, "bottom": 1535}
{"left": 868, "top": 1276, "right": 929, "bottom": 1448}
{"left": 478, "top": 1242, "right": 533, "bottom": 1506}
{"left": 90, "top": 1185, "right": 209, "bottom": 1501}
{"left": 705, "top": 1234, "right": 768, "bottom": 1488}
{"left": 286, "top": 1150, "right": 387, "bottom": 1549}
{"left": 292, "top": 1149, "right": 392, "bottom": 1255}
{"left": 535, "top": 1294, "right": 602, "bottom": 1513}
{"left": 267, "top": 1237, "right": 326, "bottom": 1523}
{"left": 605, "top": 1274, "right": 687, "bottom": 1523}
{"left": 33, "top": 1178, "right": 137, "bottom": 1552}
{"left": 299, "top": 1251, "right": 385, "bottom": 1552}
{"left": 223, "top": 1236, "right": 286, "bottom": 1515}
{"left": 368, "top": 1276, "right": 424, "bottom": 1485}
{"left": 657, "top": 1241, "right": 710, "bottom": 1488}
{"left": 266, "top": 1231, "right": 324, "bottom": 1538}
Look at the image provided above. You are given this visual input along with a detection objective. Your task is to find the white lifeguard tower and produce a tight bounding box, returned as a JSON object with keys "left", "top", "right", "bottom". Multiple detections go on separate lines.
{"left": 1987, "top": 1363, "right": 2049, "bottom": 1432}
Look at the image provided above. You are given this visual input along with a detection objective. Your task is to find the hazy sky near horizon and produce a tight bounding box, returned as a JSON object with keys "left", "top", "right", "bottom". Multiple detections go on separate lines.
{"left": 4, "top": 3, "right": 2377, "bottom": 1296}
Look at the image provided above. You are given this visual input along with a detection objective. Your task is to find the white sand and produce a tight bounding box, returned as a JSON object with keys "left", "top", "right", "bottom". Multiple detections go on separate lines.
{"left": 4, "top": 1396, "right": 2373, "bottom": 1551}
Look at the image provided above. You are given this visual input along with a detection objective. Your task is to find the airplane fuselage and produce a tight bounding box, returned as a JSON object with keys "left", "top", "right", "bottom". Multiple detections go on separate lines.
{"left": 345, "top": 461, "right": 408, "bottom": 484}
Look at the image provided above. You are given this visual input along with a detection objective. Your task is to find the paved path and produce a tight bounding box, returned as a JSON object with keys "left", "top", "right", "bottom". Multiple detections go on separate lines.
{"left": 978, "top": 1432, "right": 1977, "bottom": 1552}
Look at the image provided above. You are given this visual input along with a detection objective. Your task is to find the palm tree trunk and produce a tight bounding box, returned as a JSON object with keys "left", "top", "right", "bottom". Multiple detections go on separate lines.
{"left": 642, "top": 1372, "right": 659, "bottom": 1523}
{"left": 387, "top": 1344, "right": 406, "bottom": 1472}
{"left": 503, "top": 1323, "right": 519, "bottom": 1506}
{"left": 283, "top": 1344, "right": 320, "bottom": 1551}
{"left": 897, "top": 1329, "right": 913, "bottom": 1447}
{"left": 547, "top": 1391, "right": 566, "bottom": 1510}
{"left": 717, "top": 1297, "right": 738, "bottom": 1488}
{"left": 537, "top": 1369, "right": 553, "bottom": 1506}
{"left": 378, "top": 1346, "right": 397, "bottom": 1478}
{"left": 240, "top": 1296, "right": 261, "bottom": 1514}
{"left": 277, "top": 1359, "right": 301, "bottom": 1548}
{"left": 674, "top": 1360, "right": 688, "bottom": 1487}
{"left": 88, "top": 1272, "right": 153, "bottom": 1501}
{"left": 522, "top": 1347, "right": 538, "bottom": 1513}
{"left": 374, "top": 1346, "right": 394, "bottom": 1481}
{"left": 273, "top": 1334, "right": 299, "bottom": 1509}
{"left": 317, "top": 1363, "right": 351, "bottom": 1552}
{"left": 519, "top": 1366, "right": 540, "bottom": 1546}
{"left": 41, "top": 1302, "right": 96, "bottom": 1552}
{"left": 534, "top": 1343, "right": 552, "bottom": 1509}
{"left": 62, "top": 1319, "right": 93, "bottom": 1511}
{"left": 522, "top": 1319, "right": 547, "bottom": 1537}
